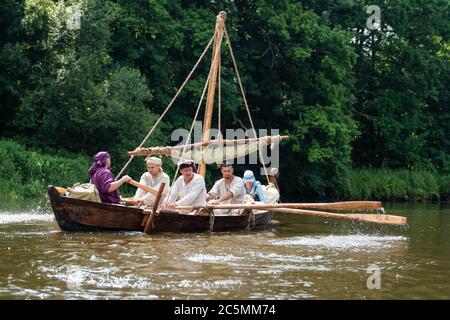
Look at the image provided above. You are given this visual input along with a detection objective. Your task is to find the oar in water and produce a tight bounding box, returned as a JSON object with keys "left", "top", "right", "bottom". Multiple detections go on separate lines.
{"left": 273, "top": 208, "right": 407, "bottom": 225}
{"left": 174, "top": 203, "right": 406, "bottom": 225}
{"left": 175, "top": 201, "right": 383, "bottom": 212}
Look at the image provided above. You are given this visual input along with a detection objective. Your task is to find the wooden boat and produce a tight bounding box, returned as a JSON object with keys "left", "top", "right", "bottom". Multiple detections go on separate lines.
{"left": 48, "top": 186, "right": 273, "bottom": 233}
{"left": 48, "top": 12, "right": 284, "bottom": 233}
{"left": 48, "top": 11, "right": 407, "bottom": 232}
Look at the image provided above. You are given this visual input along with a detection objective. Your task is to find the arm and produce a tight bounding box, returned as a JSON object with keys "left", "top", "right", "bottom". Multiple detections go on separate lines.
{"left": 159, "top": 175, "right": 171, "bottom": 197}
{"left": 224, "top": 178, "right": 245, "bottom": 203}
{"left": 165, "top": 179, "right": 179, "bottom": 204}
{"left": 218, "top": 191, "right": 234, "bottom": 202}
{"left": 108, "top": 175, "right": 131, "bottom": 192}
{"left": 207, "top": 180, "right": 220, "bottom": 201}
{"left": 256, "top": 183, "right": 267, "bottom": 203}
{"left": 134, "top": 173, "right": 148, "bottom": 199}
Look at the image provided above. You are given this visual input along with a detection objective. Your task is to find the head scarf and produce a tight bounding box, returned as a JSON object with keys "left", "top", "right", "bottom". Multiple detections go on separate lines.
{"left": 146, "top": 156, "right": 162, "bottom": 166}
{"left": 88, "top": 151, "right": 110, "bottom": 177}
{"left": 243, "top": 170, "right": 257, "bottom": 191}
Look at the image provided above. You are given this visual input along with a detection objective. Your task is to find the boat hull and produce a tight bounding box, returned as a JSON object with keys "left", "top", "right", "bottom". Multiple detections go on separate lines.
{"left": 48, "top": 186, "right": 273, "bottom": 233}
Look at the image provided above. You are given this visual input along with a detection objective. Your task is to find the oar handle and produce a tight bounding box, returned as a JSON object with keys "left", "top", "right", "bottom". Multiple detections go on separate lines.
{"left": 127, "top": 179, "right": 158, "bottom": 195}
{"left": 120, "top": 197, "right": 136, "bottom": 204}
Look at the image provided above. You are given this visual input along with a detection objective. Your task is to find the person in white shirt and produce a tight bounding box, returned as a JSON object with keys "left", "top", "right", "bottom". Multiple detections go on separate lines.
{"left": 164, "top": 159, "right": 207, "bottom": 209}
{"left": 206, "top": 163, "right": 245, "bottom": 215}
{"left": 134, "top": 156, "right": 170, "bottom": 207}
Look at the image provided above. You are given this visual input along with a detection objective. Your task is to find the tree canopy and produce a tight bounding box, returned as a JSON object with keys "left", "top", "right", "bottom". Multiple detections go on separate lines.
{"left": 1, "top": 0, "right": 448, "bottom": 197}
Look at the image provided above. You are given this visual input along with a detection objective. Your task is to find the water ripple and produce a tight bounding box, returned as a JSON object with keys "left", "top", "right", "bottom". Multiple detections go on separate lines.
{"left": 0, "top": 213, "right": 55, "bottom": 224}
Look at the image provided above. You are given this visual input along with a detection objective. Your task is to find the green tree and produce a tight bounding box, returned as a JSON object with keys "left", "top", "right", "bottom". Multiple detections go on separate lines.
{"left": 14, "top": 0, "right": 160, "bottom": 165}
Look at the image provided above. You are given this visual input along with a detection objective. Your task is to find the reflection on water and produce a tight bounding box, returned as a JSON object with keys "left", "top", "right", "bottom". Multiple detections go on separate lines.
{"left": 0, "top": 199, "right": 449, "bottom": 299}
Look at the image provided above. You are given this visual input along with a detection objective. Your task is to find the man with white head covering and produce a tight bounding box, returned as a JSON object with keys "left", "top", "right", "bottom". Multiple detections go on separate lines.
{"left": 164, "top": 159, "right": 207, "bottom": 209}
{"left": 134, "top": 156, "right": 170, "bottom": 206}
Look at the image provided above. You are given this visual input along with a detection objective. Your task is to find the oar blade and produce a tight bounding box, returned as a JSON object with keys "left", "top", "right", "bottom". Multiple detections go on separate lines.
{"left": 273, "top": 208, "right": 407, "bottom": 225}
{"left": 345, "top": 214, "right": 407, "bottom": 225}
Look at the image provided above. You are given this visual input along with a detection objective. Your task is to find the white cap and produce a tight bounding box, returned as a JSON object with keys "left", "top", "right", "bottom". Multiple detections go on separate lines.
{"left": 146, "top": 156, "right": 162, "bottom": 166}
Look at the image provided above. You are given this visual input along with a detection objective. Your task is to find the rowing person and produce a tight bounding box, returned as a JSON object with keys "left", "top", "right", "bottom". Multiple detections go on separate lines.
{"left": 206, "top": 163, "right": 245, "bottom": 215}
{"left": 242, "top": 170, "right": 267, "bottom": 204}
{"left": 164, "top": 159, "right": 207, "bottom": 210}
{"left": 133, "top": 156, "right": 170, "bottom": 207}
{"left": 89, "top": 151, "right": 139, "bottom": 205}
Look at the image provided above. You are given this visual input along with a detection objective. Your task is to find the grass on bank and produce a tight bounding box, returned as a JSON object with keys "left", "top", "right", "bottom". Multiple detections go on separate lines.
{"left": 344, "top": 168, "right": 450, "bottom": 201}
{"left": 0, "top": 139, "right": 91, "bottom": 199}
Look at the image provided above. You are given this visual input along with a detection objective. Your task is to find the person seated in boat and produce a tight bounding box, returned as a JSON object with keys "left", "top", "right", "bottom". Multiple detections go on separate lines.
{"left": 134, "top": 156, "right": 170, "bottom": 207}
{"left": 206, "top": 163, "right": 245, "bottom": 215}
{"left": 242, "top": 170, "right": 267, "bottom": 204}
{"left": 163, "top": 159, "right": 207, "bottom": 210}
{"left": 88, "top": 151, "right": 137, "bottom": 205}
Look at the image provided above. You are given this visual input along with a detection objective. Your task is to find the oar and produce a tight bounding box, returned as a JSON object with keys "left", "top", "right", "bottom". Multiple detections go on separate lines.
{"left": 127, "top": 179, "right": 158, "bottom": 195}
{"left": 56, "top": 187, "right": 139, "bottom": 205}
{"left": 174, "top": 203, "right": 406, "bottom": 225}
{"left": 273, "top": 208, "right": 407, "bottom": 225}
{"left": 58, "top": 180, "right": 158, "bottom": 195}
{"left": 175, "top": 201, "right": 383, "bottom": 212}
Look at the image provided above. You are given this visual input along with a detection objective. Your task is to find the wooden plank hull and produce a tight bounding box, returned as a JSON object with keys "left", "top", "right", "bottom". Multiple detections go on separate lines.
{"left": 48, "top": 186, "right": 273, "bottom": 233}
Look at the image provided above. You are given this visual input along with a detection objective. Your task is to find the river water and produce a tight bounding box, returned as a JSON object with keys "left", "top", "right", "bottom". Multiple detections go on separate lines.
{"left": 0, "top": 198, "right": 449, "bottom": 299}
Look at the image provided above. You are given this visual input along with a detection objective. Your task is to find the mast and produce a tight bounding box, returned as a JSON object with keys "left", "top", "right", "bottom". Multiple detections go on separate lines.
{"left": 199, "top": 11, "right": 226, "bottom": 177}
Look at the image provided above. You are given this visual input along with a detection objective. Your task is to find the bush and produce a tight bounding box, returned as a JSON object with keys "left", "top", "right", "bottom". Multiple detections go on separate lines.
{"left": 343, "top": 168, "right": 442, "bottom": 201}
{"left": 0, "top": 139, "right": 91, "bottom": 199}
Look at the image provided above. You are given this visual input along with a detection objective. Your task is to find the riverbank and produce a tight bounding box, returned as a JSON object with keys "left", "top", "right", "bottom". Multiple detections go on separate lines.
{"left": 0, "top": 140, "right": 90, "bottom": 200}
{"left": 1, "top": 139, "right": 449, "bottom": 202}
{"left": 343, "top": 169, "right": 450, "bottom": 202}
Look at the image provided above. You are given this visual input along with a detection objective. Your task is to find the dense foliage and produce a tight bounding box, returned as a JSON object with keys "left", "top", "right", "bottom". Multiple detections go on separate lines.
{"left": 1, "top": 0, "right": 448, "bottom": 198}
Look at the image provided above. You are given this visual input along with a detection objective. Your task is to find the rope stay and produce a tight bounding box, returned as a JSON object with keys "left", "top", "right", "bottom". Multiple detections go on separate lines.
{"left": 224, "top": 26, "right": 271, "bottom": 184}
{"left": 118, "top": 19, "right": 275, "bottom": 186}
{"left": 165, "top": 30, "right": 220, "bottom": 204}
{"left": 116, "top": 34, "right": 215, "bottom": 179}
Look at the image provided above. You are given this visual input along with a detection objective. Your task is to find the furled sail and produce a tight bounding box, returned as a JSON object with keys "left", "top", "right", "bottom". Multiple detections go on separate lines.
{"left": 128, "top": 135, "right": 288, "bottom": 164}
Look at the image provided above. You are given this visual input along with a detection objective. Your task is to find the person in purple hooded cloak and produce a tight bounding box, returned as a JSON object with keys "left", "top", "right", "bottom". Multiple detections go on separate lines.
{"left": 88, "top": 151, "right": 138, "bottom": 204}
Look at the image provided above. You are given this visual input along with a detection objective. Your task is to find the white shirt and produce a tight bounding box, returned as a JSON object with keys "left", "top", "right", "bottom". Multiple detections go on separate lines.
{"left": 134, "top": 171, "right": 170, "bottom": 205}
{"left": 208, "top": 176, "right": 245, "bottom": 204}
{"left": 166, "top": 173, "right": 207, "bottom": 207}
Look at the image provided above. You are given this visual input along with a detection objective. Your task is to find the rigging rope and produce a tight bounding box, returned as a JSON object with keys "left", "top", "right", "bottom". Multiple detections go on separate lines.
{"left": 116, "top": 34, "right": 215, "bottom": 179}
{"left": 224, "top": 26, "right": 271, "bottom": 184}
{"left": 165, "top": 32, "right": 220, "bottom": 204}
{"left": 218, "top": 50, "right": 222, "bottom": 141}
